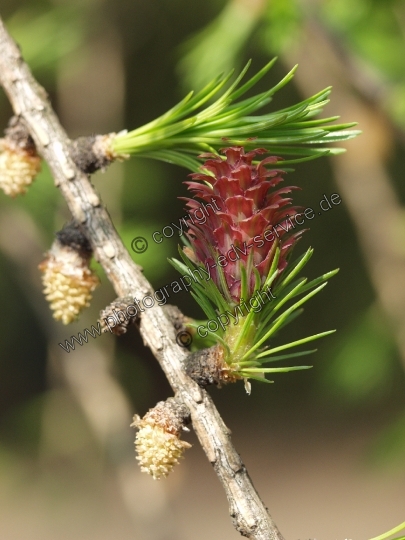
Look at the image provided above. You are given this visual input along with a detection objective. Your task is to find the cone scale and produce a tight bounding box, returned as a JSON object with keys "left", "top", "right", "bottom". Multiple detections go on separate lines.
{"left": 172, "top": 147, "right": 337, "bottom": 387}
{"left": 184, "top": 147, "right": 303, "bottom": 303}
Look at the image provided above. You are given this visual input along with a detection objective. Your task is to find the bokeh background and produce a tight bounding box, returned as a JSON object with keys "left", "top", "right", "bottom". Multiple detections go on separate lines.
{"left": 0, "top": 0, "right": 404, "bottom": 539}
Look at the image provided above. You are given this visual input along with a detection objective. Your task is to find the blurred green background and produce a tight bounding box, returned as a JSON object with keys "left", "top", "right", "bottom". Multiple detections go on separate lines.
{"left": 0, "top": 0, "right": 404, "bottom": 539}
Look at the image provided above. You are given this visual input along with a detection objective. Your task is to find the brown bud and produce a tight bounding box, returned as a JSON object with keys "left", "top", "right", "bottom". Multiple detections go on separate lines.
{"left": 99, "top": 296, "right": 138, "bottom": 335}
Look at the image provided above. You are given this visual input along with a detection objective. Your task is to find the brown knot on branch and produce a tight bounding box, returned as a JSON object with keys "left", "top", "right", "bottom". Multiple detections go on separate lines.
{"left": 185, "top": 344, "right": 241, "bottom": 387}
{"left": 70, "top": 133, "right": 122, "bottom": 174}
{"left": 99, "top": 295, "right": 139, "bottom": 335}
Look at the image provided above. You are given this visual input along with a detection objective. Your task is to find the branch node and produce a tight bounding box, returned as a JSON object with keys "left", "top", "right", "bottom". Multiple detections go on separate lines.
{"left": 99, "top": 296, "right": 139, "bottom": 335}
{"left": 185, "top": 344, "right": 241, "bottom": 387}
{"left": 71, "top": 133, "right": 118, "bottom": 174}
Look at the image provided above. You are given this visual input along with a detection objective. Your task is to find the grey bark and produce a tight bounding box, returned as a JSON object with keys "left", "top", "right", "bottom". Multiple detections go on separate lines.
{"left": 0, "top": 17, "right": 284, "bottom": 540}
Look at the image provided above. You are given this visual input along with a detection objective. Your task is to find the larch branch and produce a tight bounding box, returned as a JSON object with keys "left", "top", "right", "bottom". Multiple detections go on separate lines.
{"left": 0, "top": 16, "right": 284, "bottom": 540}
